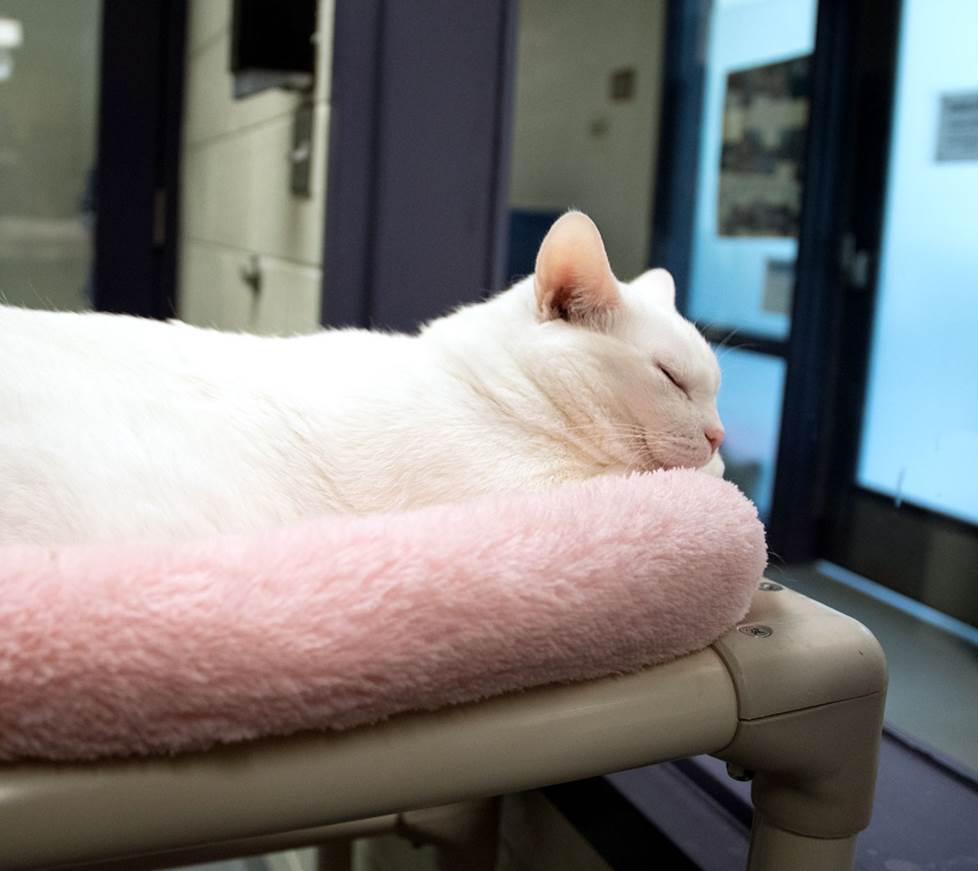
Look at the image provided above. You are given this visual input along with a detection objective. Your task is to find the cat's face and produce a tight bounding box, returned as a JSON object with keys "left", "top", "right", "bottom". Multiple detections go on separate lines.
{"left": 524, "top": 211, "right": 724, "bottom": 473}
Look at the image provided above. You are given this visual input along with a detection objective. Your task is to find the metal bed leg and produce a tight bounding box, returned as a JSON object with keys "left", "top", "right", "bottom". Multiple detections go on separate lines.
{"left": 721, "top": 692, "right": 886, "bottom": 871}
{"left": 747, "top": 816, "right": 858, "bottom": 871}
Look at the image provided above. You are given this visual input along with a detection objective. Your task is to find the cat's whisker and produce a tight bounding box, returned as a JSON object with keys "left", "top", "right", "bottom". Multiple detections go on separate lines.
{"left": 716, "top": 327, "right": 741, "bottom": 352}
{"left": 715, "top": 340, "right": 761, "bottom": 362}
{"left": 560, "top": 423, "right": 647, "bottom": 438}
{"left": 713, "top": 335, "right": 765, "bottom": 364}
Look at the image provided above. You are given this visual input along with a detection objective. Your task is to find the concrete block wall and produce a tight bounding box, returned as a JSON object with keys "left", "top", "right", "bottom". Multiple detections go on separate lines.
{"left": 177, "top": 0, "right": 333, "bottom": 334}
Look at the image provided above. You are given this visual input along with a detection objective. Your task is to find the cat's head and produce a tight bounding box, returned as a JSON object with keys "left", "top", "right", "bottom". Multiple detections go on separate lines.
{"left": 513, "top": 211, "right": 724, "bottom": 473}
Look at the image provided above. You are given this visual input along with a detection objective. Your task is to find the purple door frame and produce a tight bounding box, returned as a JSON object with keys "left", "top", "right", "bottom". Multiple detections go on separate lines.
{"left": 321, "top": 0, "right": 517, "bottom": 332}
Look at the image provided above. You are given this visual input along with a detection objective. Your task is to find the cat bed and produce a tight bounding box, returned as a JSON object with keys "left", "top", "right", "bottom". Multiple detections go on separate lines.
{"left": 0, "top": 470, "right": 765, "bottom": 762}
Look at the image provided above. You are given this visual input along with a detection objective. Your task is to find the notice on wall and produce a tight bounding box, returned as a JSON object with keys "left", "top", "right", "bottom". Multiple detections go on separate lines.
{"left": 717, "top": 56, "right": 810, "bottom": 237}
{"left": 937, "top": 92, "right": 978, "bottom": 161}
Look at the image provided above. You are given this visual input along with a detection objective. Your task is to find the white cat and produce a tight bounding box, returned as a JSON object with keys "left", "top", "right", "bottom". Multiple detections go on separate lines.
{"left": 0, "top": 212, "right": 724, "bottom": 545}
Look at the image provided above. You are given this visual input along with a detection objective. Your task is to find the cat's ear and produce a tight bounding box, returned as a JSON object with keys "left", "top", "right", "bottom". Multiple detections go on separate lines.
{"left": 631, "top": 268, "right": 676, "bottom": 308}
{"left": 534, "top": 211, "right": 621, "bottom": 326}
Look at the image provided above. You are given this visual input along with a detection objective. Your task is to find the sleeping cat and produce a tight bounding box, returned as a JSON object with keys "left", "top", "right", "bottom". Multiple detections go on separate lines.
{"left": 0, "top": 211, "right": 724, "bottom": 545}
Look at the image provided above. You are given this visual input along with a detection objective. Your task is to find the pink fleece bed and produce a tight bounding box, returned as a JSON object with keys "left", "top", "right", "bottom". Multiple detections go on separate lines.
{"left": 0, "top": 470, "right": 765, "bottom": 762}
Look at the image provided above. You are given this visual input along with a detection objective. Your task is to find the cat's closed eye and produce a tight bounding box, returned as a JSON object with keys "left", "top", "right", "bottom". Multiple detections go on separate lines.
{"left": 657, "top": 364, "right": 689, "bottom": 398}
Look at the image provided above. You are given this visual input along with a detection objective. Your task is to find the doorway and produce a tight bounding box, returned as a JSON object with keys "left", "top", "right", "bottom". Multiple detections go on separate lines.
{"left": 0, "top": 0, "right": 185, "bottom": 319}
{"left": 661, "top": 0, "right": 819, "bottom": 523}
{"left": 0, "top": 0, "right": 101, "bottom": 312}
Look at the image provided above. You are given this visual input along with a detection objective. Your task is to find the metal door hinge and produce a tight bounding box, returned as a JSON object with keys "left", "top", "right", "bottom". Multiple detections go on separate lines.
{"left": 152, "top": 188, "right": 167, "bottom": 248}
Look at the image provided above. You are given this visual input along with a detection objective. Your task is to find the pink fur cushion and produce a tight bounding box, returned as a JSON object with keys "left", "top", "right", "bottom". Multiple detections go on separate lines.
{"left": 0, "top": 470, "right": 765, "bottom": 761}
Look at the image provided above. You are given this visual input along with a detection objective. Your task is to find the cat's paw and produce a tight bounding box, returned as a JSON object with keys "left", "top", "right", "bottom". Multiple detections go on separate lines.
{"left": 701, "top": 452, "right": 725, "bottom": 478}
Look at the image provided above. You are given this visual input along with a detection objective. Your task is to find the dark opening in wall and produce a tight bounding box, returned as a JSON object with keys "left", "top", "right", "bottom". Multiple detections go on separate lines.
{"left": 230, "top": 0, "right": 317, "bottom": 98}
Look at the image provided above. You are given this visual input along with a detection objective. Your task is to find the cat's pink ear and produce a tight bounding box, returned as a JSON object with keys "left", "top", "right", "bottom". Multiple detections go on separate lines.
{"left": 632, "top": 268, "right": 676, "bottom": 308}
{"left": 534, "top": 212, "right": 621, "bottom": 326}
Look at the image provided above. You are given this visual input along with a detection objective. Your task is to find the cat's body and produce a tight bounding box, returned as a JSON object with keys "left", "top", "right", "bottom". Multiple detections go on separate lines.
{"left": 0, "top": 213, "right": 724, "bottom": 545}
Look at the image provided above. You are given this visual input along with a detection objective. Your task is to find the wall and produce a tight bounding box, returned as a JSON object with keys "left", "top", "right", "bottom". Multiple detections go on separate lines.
{"left": 177, "top": 0, "right": 333, "bottom": 334}
{"left": 507, "top": 0, "right": 666, "bottom": 282}
{"left": 0, "top": 0, "right": 100, "bottom": 311}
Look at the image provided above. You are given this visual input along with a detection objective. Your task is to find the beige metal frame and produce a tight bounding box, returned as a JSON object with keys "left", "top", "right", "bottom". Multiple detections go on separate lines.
{"left": 0, "top": 583, "right": 886, "bottom": 871}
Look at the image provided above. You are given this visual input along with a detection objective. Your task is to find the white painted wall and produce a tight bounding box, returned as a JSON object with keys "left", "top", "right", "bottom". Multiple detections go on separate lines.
{"left": 508, "top": 0, "right": 666, "bottom": 281}
{"left": 178, "top": 0, "right": 334, "bottom": 334}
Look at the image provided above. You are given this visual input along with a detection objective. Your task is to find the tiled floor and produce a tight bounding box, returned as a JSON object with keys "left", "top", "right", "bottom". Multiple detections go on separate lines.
{"left": 177, "top": 847, "right": 315, "bottom": 871}
{"left": 178, "top": 859, "right": 268, "bottom": 871}
{"left": 771, "top": 561, "right": 978, "bottom": 774}
{"left": 178, "top": 861, "right": 258, "bottom": 871}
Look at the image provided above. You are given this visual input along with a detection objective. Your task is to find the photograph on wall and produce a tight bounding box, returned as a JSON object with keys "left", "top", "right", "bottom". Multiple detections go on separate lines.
{"left": 718, "top": 55, "right": 810, "bottom": 237}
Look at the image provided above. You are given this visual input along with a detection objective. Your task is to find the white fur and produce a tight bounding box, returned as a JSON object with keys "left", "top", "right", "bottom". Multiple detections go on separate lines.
{"left": 0, "top": 219, "right": 724, "bottom": 545}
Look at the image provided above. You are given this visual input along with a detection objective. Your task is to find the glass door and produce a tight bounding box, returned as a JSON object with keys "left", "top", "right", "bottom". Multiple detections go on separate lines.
{"left": 0, "top": 0, "right": 102, "bottom": 311}
{"left": 677, "top": 0, "right": 819, "bottom": 521}
{"left": 826, "top": 0, "right": 978, "bottom": 627}
{"left": 655, "top": 0, "right": 977, "bottom": 772}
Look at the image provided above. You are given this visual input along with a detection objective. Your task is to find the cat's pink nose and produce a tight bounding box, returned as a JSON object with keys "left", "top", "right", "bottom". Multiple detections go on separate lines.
{"left": 705, "top": 425, "right": 725, "bottom": 452}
